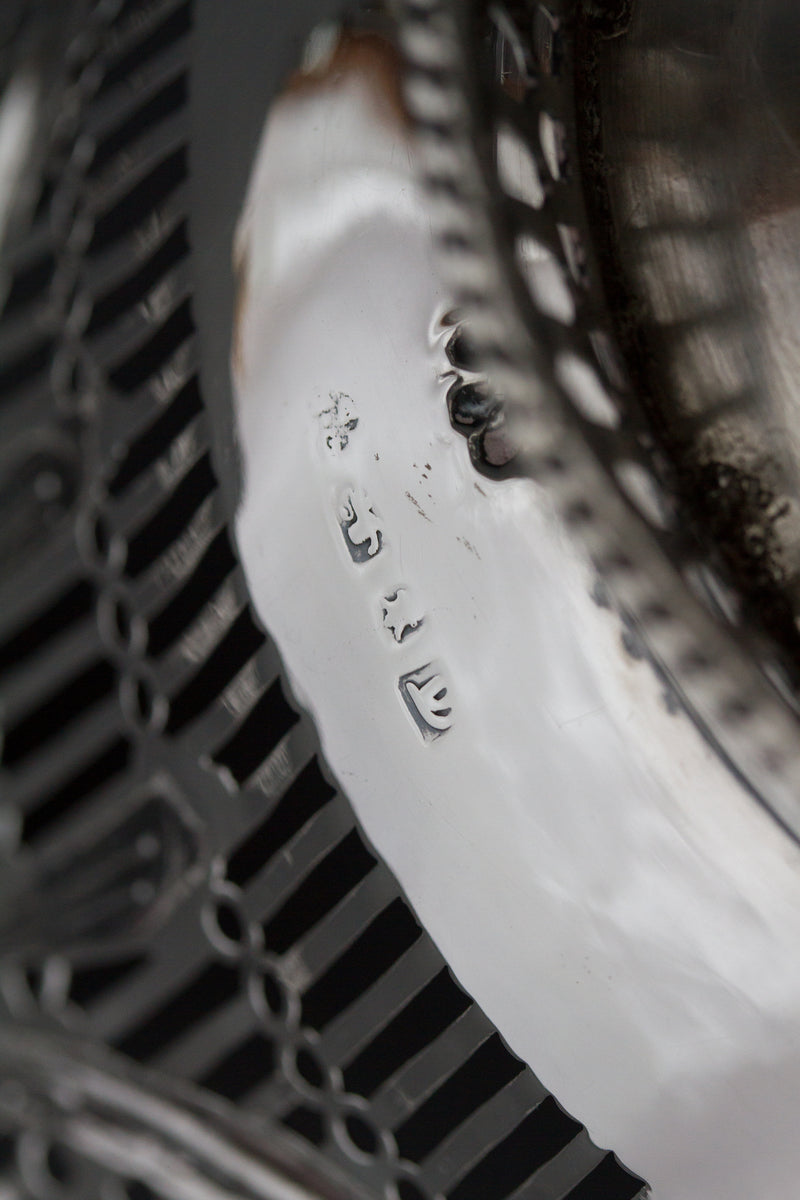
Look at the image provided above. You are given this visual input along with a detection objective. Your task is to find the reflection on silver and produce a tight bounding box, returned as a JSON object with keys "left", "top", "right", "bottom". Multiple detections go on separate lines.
{"left": 4, "top": 4, "right": 800, "bottom": 1200}
{"left": 231, "top": 13, "right": 800, "bottom": 1200}
{"left": 0, "top": 69, "right": 38, "bottom": 251}
{"left": 0, "top": 790, "right": 201, "bottom": 961}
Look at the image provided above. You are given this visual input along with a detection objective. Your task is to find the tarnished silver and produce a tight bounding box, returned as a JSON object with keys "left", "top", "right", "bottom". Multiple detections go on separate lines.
{"left": 396, "top": 0, "right": 800, "bottom": 840}
{"left": 591, "top": 0, "right": 800, "bottom": 683}
{"left": 228, "top": 5, "right": 800, "bottom": 1198}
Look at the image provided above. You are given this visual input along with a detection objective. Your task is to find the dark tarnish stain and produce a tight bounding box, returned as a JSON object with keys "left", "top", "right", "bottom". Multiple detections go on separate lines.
{"left": 621, "top": 628, "right": 645, "bottom": 662}
{"left": 577, "top": 13, "right": 800, "bottom": 672}
{"left": 405, "top": 491, "right": 431, "bottom": 522}
{"left": 591, "top": 578, "right": 611, "bottom": 609}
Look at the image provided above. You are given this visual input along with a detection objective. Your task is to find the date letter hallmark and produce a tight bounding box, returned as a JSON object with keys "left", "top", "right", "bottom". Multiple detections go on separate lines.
{"left": 382, "top": 589, "right": 423, "bottom": 644}
{"left": 340, "top": 487, "right": 383, "bottom": 563}
{"left": 399, "top": 665, "right": 453, "bottom": 741}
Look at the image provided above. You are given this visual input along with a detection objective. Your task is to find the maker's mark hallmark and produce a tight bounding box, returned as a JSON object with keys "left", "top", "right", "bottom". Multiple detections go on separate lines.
{"left": 340, "top": 487, "right": 383, "bottom": 562}
{"left": 400, "top": 665, "right": 453, "bottom": 741}
{"left": 382, "top": 589, "right": 423, "bottom": 643}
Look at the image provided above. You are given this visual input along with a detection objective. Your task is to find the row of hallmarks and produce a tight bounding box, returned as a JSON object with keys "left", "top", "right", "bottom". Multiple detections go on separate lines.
{"left": 324, "top": 397, "right": 452, "bottom": 742}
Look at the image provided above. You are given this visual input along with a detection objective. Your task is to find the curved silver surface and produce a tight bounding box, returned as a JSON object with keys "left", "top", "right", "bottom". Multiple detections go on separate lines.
{"left": 4, "top": 4, "right": 800, "bottom": 1200}
{"left": 231, "top": 20, "right": 800, "bottom": 1200}
{"left": 593, "top": 0, "right": 800, "bottom": 666}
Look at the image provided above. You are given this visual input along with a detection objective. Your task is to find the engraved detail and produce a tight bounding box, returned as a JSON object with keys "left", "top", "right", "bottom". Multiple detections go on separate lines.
{"left": 340, "top": 487, "right": 383, "bottom": 562}
{"left": 333, "top": 471, "right": 451, "bottom": 733}
{"left": 400, "top": 665, "right": 452, "bottom": 740}
{"left": 320, "top": 391, "right": 358, "bottom": 452}
{"left": 382, "top": 589, "right": 423, "bottom": 643}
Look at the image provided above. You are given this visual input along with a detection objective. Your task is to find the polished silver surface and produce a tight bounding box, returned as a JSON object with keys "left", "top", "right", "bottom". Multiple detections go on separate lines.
{"left": 0, "top": 7, "right": 645, "bottom": 1200}
{"left": 231, "top": 7, "right": 800, "bottom": 1198}
{"left": 4, "top": 2, "right": 800, "bottom": 1200}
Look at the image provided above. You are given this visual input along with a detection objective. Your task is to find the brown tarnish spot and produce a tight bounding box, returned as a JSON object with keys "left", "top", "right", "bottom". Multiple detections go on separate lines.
{"left": 232, "top": 28, "right": 409, "bottom": 378}
{"left": 283, "top": 29, "right": 411, "bottom": 132}
{"left": 405, "top": 491, "right": 431, "bottom": 522}
{"left": 457, "top": 535, "right": 481, "bottom": 559}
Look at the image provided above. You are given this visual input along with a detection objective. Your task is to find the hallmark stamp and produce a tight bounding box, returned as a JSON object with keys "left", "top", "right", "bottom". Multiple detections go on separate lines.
{"left": 319, "top": 391, "right": 358, "bottom": 452}
{"left": 340, "top": 487, "right": 383, "bottom": 562}
{"left": 382, "top": 589, "right": 423, "bottom": 644}
{"left": 399, "top": 664, "right": 452, "bottom": 741}
{"left": 325, "top": 416, "right": 453, "bottom": 737}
